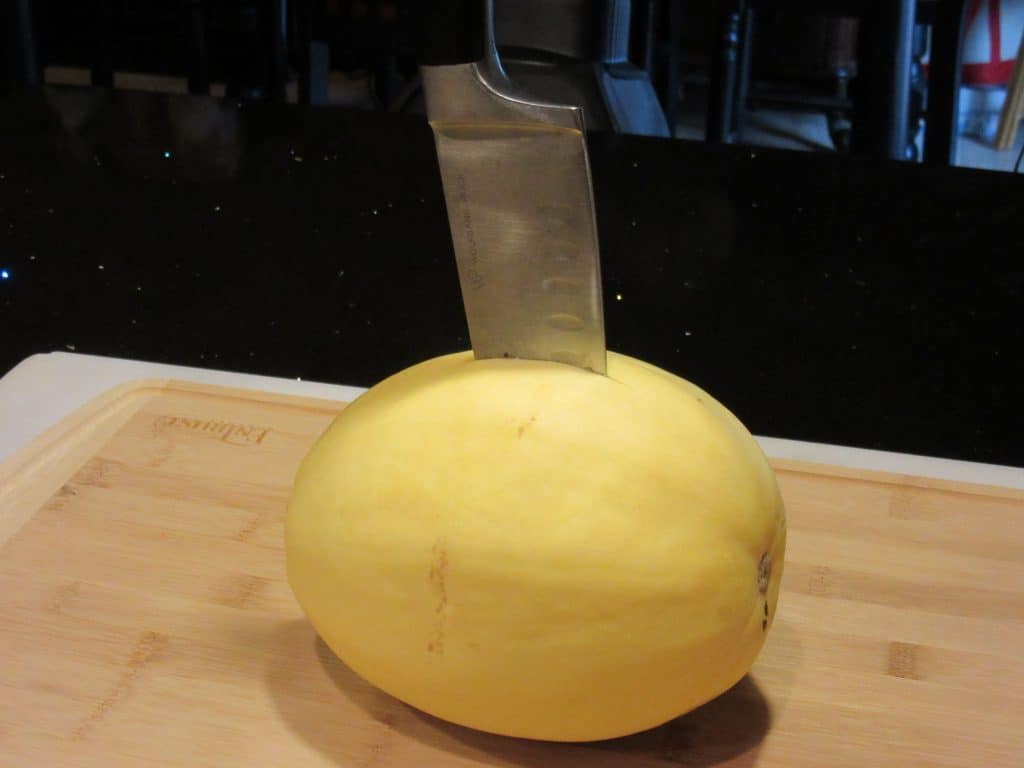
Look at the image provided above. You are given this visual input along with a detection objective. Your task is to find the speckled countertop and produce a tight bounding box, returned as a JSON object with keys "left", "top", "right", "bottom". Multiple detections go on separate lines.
{"left": 1, "top": 85, "right": 1022, "bottom": 466}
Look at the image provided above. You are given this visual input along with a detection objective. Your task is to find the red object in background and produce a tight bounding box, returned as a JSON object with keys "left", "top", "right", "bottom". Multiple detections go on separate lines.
{"left": 961, "top": 0, "right": 1024, "bottom": 85}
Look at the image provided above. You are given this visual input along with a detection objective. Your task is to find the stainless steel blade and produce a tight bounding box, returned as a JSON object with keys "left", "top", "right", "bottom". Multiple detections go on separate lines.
{"left": 421, "top": 22, "right": 606, "bottom": 374}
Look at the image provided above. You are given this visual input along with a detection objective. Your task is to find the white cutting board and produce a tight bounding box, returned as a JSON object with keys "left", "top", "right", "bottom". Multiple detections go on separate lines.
{"left": 1, "top": 352, "right": 1021, "bottom": 489}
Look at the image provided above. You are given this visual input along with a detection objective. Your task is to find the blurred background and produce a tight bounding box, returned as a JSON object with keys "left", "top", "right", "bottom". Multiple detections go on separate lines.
{"left": 4, "top": 0, "right": 1023, "bottom": 172}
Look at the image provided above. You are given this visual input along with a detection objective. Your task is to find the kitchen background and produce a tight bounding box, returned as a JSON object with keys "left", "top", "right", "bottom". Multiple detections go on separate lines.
{"left": 6, "top": 0, "right": 1024, "bottom": 171}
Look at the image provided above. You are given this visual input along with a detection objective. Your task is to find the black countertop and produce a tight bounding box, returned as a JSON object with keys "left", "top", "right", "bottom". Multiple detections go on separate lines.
{"left": 1, "top": 85, "right": 1022, "bottom": 466}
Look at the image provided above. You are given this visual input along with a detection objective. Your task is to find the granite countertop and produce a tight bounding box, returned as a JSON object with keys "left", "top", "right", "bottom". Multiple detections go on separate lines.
{"left": 1, "top": 85, "right": 1022, "bottom": 466}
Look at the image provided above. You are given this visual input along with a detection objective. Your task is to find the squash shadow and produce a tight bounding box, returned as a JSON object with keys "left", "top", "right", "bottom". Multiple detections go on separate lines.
{"left": 265, "top": 619, "right": 776, "bottom": 767}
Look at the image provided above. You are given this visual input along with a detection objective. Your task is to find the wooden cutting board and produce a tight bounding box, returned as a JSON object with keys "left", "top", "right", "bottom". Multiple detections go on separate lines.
{"left": 1, "top": 379, "right": 1022, "bottom": 768}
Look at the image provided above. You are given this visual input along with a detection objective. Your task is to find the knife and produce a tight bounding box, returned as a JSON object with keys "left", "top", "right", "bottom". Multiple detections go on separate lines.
{"left": 420, "top": 0, "right": 607, "bottom": 375}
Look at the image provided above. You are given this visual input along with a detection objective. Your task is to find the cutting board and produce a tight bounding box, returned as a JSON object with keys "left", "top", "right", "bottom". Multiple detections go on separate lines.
{"left": 1, "top": 379, "right": 1022, "bottom": 768}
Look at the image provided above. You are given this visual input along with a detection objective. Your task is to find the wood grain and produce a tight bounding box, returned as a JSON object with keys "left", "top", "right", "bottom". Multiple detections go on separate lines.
{"left": 1, "top": 381, "right": 1022, "bottom": 767}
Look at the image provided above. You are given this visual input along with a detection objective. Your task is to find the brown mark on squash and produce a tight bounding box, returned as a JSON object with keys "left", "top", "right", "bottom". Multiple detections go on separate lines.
{"left": 516, "top": 415, "right": 537, "bottom": 439}
{"left": 427, "top": 540, "right": 449, "bottom": 654}
{"left": 757, "top": 552, "right": 772, "bottom": 594}
{"left": 70, "top": 630, "right": 167, "bottom": 740}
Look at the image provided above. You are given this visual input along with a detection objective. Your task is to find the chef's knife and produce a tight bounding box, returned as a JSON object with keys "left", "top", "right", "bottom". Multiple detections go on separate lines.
{"left": 420, "top": 0, "right": 607, "bottom": 374}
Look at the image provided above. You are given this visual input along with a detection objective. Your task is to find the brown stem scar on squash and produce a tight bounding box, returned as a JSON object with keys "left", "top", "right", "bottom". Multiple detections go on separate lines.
{"left": 758, "top": 552, "right": 772, "bottom": 594}
{"left": 427, "top": 540, "right": 449, "bottom": 654}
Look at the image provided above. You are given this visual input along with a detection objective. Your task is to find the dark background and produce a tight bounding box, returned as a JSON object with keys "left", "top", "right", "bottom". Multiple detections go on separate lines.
{"left": 2, "top": 85, "right": 1021, "bottom": 466}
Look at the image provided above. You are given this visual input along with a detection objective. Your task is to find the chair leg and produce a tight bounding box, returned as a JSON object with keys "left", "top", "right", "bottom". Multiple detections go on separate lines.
{"left": 733, "top": 6, "right": 754, "bottom": 140}
{"left": 923, "top": 0, "right": 969, "bottom": 166}
{"left": 828, "top": 73, "right": 853, "bottom": 153}
{"left": 268, "top": 0, "right": 288, "bottom": 101}
{"left": 294, "top": 0, "right": 329, "bottom": 105}
{"left": 228, "top": 0, "right": 285, "bottom": 101}
{"left": 5, "top": 0, "right": 41, "bottom": 90}
{"left": 906, "top": 21, "right": 929, "bottom": 161}
{"left": 634, "top": 0, "right": 658, "bottom": 75}
{"left": 294, "top": 0, "right": 313, "bottom": 103}
{"left": 851, "top": 0, "right": 916, "bottom": 160}
{"left": 707, "top": 1, "right": 744, "bottom": 143}
{"left": 663, "top": 0, "right": 683, "bottom": 133}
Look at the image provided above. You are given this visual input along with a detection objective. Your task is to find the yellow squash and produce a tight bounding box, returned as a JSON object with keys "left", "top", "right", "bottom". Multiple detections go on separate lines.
{"left": 286, "top": 351, "right": 786, "bottom": 741}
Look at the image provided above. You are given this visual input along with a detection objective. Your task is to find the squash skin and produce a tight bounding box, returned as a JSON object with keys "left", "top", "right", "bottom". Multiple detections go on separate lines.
{"left": 286, "top": 351, "right": 786, "bottom": 742}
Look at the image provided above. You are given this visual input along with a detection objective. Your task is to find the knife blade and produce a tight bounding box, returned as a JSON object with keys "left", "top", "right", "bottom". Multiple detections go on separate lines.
{"left": 420, "top": 0, "right": 607, "bottom": 374}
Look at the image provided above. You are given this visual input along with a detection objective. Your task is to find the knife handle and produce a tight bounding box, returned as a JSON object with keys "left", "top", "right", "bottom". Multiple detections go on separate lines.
{"left": 420, "top": 0, "right": 488, "bottom": 66}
